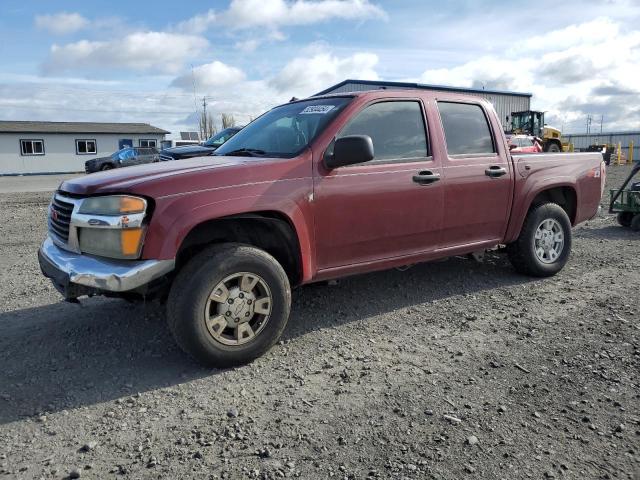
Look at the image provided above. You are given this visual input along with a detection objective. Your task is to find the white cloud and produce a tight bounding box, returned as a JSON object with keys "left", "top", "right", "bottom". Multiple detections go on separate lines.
{"left": 42, "top": 32, "right": 209, "bottom": 75}
{"left": 171, "top": 61, "right": 247, "bottom": 91}
{"left": 220, "top": 0, "right": 386, "bottom": 29}
{"left": 418, "top": 18, "right": 640, "bottom": 133}
{"left": 516, "top": 17, "right": 620, "bottom": 53}
{"left": 35, "top": 12, "right": 89, "bottom": 35}
{"left": 175, "top": 9, "right": 217, "bottom": 34}
{"left": 270, "top": 52, "right": 379, "bottom": 95}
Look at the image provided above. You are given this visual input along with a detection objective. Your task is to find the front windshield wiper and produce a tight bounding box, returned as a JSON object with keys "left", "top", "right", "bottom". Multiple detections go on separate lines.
{"left": 216, "top": 148, "right": 267, "bottom": 157}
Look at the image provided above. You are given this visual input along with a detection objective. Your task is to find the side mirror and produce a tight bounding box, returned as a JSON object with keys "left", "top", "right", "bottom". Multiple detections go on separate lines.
{"left": 325, "top": 135, "right": 374, "bottom": 169}
{"left": 508, "top": 143, "right": 517, "bottom": 150}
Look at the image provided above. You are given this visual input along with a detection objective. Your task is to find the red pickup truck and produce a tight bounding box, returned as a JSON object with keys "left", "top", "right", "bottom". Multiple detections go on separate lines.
{"left": 39, "top": 90, "right": 605, "bottom": 367}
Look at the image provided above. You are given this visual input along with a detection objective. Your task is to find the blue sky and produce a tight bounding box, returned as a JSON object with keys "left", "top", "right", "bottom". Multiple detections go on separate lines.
{"left": 1, "top": 0, "right": 639, "bottom": 138}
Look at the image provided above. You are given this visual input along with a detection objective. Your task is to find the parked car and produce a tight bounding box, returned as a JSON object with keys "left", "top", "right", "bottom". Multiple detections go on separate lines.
{"left": 39, "top": 90, "right": 605, "bottom": 367}
{"left": 85, "top": 147, "right": 159, "bottom": 173}
{"left": 160, "top": 127, "right": 242, "bottom": 161}
{"left": 507, "top": 134, "right": 543, "bottom": 153}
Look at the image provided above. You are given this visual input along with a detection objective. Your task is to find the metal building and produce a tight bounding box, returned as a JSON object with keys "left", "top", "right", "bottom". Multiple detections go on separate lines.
{"left": 315, "top": 79, "right": 532, "bottom": 130}
{"left": 563, "top": 131, "right": 640, "bottom": 158}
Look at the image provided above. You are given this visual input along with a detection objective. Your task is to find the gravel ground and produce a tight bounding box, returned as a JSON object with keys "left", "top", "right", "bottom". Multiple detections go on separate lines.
{"left": 0, "top": 165, "right": 638, "bottom": 480}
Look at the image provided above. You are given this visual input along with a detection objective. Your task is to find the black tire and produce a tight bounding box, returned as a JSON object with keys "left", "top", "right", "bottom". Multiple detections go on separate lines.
{"left": 167, "top": 244, "right": 291, "bottom": 367}
{"left": 507, "top": 203, "right": 572, "bottom": 277}
{"left": 546, "top": 143, "right": 561, "bottom": 153}
{"left": 101, "top": 163, "right": 114, "bottom": 171}
{"left": 617, "top": 212, "right": 633, "bottom": 228}
{"left": 631, "top": 214, "right": 640, "bottom": 232}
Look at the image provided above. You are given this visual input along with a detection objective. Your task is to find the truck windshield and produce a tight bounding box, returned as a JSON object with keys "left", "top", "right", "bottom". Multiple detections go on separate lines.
{"left": 214, "top": 97, "right": 352, "bottom": 158}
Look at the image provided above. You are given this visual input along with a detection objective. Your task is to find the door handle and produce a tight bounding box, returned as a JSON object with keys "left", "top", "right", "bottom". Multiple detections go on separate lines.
{"left": 485, "top": 165, "right": 508, "bottom": 178}
{"left": 412, "top": 170, "right": 441, "bottom": 185}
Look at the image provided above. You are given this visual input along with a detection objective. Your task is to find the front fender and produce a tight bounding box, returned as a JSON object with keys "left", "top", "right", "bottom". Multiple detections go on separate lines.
{"left": 142, "top": 191, "right": 316, "bottom": 282}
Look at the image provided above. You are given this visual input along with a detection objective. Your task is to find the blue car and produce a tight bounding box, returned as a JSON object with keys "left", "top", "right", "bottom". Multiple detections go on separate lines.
{"left": 85, "top": 146, "right": 160, "bottom": 173}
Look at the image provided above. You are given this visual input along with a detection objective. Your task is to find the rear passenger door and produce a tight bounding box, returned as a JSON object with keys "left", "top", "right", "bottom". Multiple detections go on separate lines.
{"left": 437, "top": 101, "right": 513, "bottom": 247}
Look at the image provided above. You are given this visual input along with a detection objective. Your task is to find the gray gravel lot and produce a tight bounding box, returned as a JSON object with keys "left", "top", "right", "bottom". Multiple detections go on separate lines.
{"left": 0, "top": 166, "right": 638, "bottom": 479}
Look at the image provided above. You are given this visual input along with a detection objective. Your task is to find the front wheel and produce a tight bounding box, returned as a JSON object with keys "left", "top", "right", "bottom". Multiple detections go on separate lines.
{"left": 507, "top": 203, "right": 572, "bottom": 277}
{"left": 167, "top": 244, "right": 291, "bottom": 367}
{"left": 546, "top": 143, "right": 561, "bottom": 153}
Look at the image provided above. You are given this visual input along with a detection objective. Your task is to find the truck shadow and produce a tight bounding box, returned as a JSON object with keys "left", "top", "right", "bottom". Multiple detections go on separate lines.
{"left": 0, "top": 253, "right": 534, "bottom": 425}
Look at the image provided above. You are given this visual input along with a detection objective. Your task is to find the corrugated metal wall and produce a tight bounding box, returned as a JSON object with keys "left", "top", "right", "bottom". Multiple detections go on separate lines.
{"left": 323, "top": 81, "right": 530, "bottom": 130}
{"left": 563, "top": 131, "right": 640, "bottom": 159}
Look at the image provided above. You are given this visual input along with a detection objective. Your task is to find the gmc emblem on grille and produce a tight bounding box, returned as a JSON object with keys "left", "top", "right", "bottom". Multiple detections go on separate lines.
{"left": 50, "top": 207, "right": 58, "bottom": 222}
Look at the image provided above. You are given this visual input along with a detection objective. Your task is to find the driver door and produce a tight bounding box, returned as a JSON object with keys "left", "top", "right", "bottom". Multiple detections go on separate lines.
{"left": 313, "top": 100, "right": 443, "bottom": 270}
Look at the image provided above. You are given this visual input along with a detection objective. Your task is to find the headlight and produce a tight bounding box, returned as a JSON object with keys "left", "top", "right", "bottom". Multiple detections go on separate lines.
{"left": 79, "top": 195, "right": 146, "bottom": 215}
{"left": 76, "top": 195, "right": 148, "bottom": 259}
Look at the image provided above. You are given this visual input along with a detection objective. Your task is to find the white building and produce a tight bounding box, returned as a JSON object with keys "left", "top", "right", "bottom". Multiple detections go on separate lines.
{"left": 0, "top": 121, "right": 169, "bottom": 175}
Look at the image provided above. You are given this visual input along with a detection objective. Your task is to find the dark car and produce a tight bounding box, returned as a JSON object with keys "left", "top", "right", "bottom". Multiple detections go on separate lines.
{"left": 85, "top": 147, "right": 160, "bottom": 173}
{"left": 160, "top": 127, "right": 241, "bottom": 161}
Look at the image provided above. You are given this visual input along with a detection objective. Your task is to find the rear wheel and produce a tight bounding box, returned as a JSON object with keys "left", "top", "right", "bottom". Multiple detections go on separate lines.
{"left": 507, "top": 202, "right": 572, "bottom": 277}
{"left": 631, "top": 214, "right": 640, "bottom": 232}
{"left": 101, "top": 163, "right": 114, "bottom": 171}
{"left": 617, "top": 212, "right": 633, "bottom": 227}
{"left": 167, "top": 244, "right": 291, "bottom": 367}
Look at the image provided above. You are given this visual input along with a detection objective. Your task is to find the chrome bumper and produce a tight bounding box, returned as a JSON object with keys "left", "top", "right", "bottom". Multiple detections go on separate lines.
{"left": 38, "top": 237, "right": 174, "bottom": 294}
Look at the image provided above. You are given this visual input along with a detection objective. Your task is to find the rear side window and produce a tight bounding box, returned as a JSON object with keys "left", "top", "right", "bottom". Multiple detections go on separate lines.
{"left": 438, "top": 102, "right": 495, "bottom": 155}
{"left": 339, "top": 101, "right": 428, "bottom": 161}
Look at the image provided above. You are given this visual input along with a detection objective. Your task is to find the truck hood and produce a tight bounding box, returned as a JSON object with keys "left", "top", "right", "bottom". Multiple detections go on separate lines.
{"left": 60, "top": 156, "right": 251, "bottom": 196}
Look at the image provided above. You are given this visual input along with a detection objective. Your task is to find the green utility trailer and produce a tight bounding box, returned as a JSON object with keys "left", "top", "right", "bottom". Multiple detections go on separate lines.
{"left": 610, "top": 161, "right": 640, "bottom": 231}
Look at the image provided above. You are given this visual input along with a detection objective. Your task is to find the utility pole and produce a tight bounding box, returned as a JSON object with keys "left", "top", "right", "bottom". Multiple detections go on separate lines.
{"left": 202, "top": 97, "right": 208, "bottom": 141}
{"left": 600, "top": 114, "right": 603, "bottom": 134}
{"left": 586, "top": 114, "right": 592, "bottom": 134}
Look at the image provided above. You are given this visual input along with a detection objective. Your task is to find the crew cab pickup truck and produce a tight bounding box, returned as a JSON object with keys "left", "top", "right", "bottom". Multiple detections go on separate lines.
{"left": 38, "top": 90, "right": 605, "bottom": 367}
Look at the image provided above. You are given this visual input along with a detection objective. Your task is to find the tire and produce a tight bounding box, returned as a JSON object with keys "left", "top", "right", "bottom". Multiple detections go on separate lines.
{"left": 631, "top": 214, "right": 640, "bottom": 232}
{"left": 546, "top": 143, "right": 561, "bottom": 153}
{"left": 507, "top": 203, "right": 572, "bottom": 277}
{"left": 617, "top": 212, "right": 633, "bottom": 228}
{"left": 101, "top": 164, "right": 114, "bottom": 171}
{"left": 167, "top": 244, "right": 291, "bottom": 367}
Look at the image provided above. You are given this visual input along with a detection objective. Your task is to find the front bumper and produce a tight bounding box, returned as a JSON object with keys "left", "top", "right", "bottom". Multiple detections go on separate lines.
{"left": 38, "top": 237, "right": 175, "bottom": 297}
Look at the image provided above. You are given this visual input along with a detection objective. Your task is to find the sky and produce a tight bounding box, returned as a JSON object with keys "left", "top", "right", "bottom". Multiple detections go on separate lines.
{"left": 0, "top": 0, "right": 639, "bottom": 139}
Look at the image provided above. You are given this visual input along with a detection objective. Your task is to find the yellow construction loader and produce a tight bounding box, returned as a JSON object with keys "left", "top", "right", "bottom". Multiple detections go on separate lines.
{"left": 510, "top": 110, "right": 563, "bottom": 152}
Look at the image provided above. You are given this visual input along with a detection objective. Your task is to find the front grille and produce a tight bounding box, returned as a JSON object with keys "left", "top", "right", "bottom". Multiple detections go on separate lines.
{"left": 49, "top": 196, "right": 74, "bottom": 242}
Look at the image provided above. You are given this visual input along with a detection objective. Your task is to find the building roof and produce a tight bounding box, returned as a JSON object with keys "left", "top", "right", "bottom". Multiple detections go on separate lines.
{"left": 0, "top": 121, "right": 170, "bottom": 135}
{"left": 314, "top": 79, "right": 533, "bottom": 98}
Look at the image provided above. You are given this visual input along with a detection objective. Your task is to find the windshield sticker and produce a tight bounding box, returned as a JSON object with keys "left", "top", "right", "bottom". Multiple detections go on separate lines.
{"left": 300, "top": 105, "right": 335, "bottom": 115}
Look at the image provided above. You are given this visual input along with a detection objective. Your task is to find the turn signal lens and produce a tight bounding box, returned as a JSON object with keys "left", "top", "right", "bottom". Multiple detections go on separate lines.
{"left": 79, "top": 195, "right": 147, "bottom": 215}
{"left": 121, "top": 228, "right": 144, "bottom": 256}
{"left": 120, "top": 196, "right": 146, "bottom": 213}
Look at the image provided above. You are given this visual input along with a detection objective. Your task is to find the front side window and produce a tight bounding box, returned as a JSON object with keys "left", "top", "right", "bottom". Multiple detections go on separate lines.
{"left": 20, "top": 139, "right": 44, "bottom": 156}
{"left": 118, "top": 148, "right": 135, "bottom": 161}
{"left": 438, "top": 102, "right": 495, "bottom": 155}
{"left": 215, "top": 97, "right": 351, "bottom": 158}
{"left": 139, "top": 139, "right": 157, "bottom": 148}
{"left": 338, "top": 101, "right": 428, "bottom": 162}
{"left": 76, "top": 139, "right": 97, "bottom": 155}
{"left": 337, "top": 101, "right": 428, "bottom": 161}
